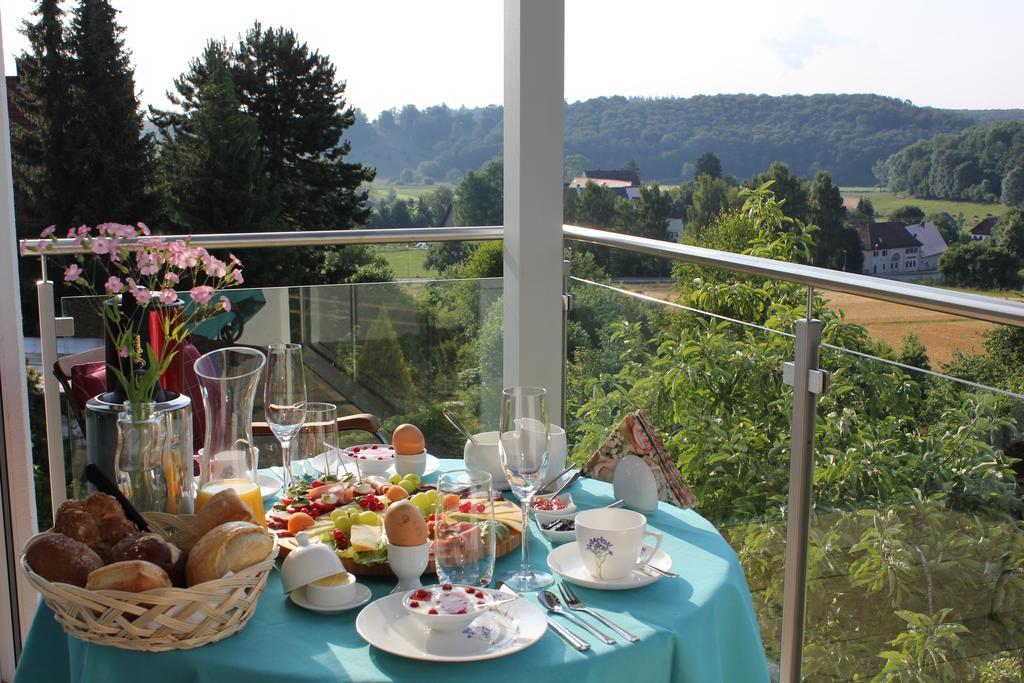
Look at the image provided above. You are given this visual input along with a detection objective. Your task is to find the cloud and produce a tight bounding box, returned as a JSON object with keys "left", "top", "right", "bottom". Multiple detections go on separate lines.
{"left": 767, "top": 17, "right": 841, "bottom": 69}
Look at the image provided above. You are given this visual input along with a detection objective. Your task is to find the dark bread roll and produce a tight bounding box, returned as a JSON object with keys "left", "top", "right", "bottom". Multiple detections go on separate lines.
{"left": 98, "top": 515, "right": 138, "bottom": 545}
{"left": 54, "top": 507, "right": 101, "bottom": 548}
{"left": 111, "top": 533, "right": 187, "bottom": 587}
{"left": 25, "top": 532, "right": 104, "bottom": 587}
{"left": 84, "top": 492, "right": 124, "bottom": 521}
{"left": 85, "top": 560, "right": 172, "bottom": 592}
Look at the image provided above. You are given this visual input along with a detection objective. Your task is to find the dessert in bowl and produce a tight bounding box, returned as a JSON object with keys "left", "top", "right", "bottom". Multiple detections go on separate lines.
{"left": 343, "top": 444, "right": 396, "bottom": 477}
{"left": 403, "top": 584, "right": 508, "bottom": 632}
{"left": 529, "top": 493, "right": 576, "bottom": 525}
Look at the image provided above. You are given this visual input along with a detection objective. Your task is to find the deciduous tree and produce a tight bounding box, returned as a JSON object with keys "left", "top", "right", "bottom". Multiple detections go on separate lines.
{"left": 695, "top": 151, "right": 722, "bottom": 179}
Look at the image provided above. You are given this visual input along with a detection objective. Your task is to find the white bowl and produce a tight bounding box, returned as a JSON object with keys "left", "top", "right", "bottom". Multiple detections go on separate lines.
{"left": 345, "top": 444, "right": 396, "bottom": 477}
{"left": 394, "top": 451, "right": 427, "bottom": 478}
{"left": 539, "top": 517, "right": 577, "bottom": 544}
{"left": 305, "top": 571, "right": 357, "bottom": 607}
{"left": 280, "top": 531, "right": 346, "bottom": 593}
{"left": 530, "top": 493, "right": 576, "bottom": 525}
{"left": 402, "top": 585, "right": 491, "bottom": 632}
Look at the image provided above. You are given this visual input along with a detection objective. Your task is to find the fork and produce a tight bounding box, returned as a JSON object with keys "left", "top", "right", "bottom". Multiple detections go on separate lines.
{"left": 558, "top": 583, "right": 640, "bottom": 643}
{"left": 538, "top": 591, "right": 615, "bottom": 644}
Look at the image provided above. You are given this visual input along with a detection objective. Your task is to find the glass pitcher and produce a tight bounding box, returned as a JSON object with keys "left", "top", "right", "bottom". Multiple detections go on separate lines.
{"left": 193, "top": 347, "right": 266, "bottom": 525}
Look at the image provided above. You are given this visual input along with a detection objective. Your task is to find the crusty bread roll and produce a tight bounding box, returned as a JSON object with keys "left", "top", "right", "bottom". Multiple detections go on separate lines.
{"left": 25, "top": 532, "right": 104, "bottom": 587}
{"left": 186, "top": 522, "right": 273, "bottom": 586}
{"left": 111, "top": 533, "right": 188, "bottom": 587}
{"left": 84, "top": 492, "right": 125, "bottom": 521}
{"left": 86, "top": 560, "right": 172, "bottom": 592}
{"left": 180, "top": 489, "right": 253, "bottom": 553}
{"left": 54, "top": 507, "right": 101, "bottom": 548}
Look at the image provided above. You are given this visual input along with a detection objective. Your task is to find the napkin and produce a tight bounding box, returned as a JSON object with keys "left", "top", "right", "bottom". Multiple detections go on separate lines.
{"left": 581, "top": 410, "right": 697, "bottom": 509}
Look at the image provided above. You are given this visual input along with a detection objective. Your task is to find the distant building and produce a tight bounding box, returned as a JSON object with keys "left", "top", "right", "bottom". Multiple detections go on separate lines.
{"left": 903, "top": 222, "right": 948, "bottom": 272}
{"left": 568, "top": 169, "right": 641, "bottom": 190}
{"left": 842, "top": 196, "right": 861, "bottom": 213}
{"left": 667, "top": 206, "right": 685, "bottom": 242}
{"left": 856, "top": 221, "right": 926, "bottom": 275}
{"left": 969, "top": 215, "right": 998, "bottom": 241}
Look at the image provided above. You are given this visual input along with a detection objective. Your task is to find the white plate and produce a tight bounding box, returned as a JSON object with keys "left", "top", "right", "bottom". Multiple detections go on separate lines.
{"left": 547, "top": 541, "right": 673, "bottom": 590}
{"left": 259, "top": 473, "right": 282, "bottom": 500}
{"left": 289, "top": 583, "right": 372, "bottom": 614}
{"left": 356, "top": 592, "right": 546, "bottom": 662}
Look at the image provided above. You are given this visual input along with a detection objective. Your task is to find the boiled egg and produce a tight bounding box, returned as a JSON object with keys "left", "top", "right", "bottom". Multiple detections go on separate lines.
{"left": 392, "top": 423, "right": 425, "bottom": 455}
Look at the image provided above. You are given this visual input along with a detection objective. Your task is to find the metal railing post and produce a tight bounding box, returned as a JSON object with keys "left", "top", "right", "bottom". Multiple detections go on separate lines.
{"left": 36, "top": 278, "right": 68, "bottom": 514}
{"left": 561, "top": 258, "right": 571, "bottom": 429}
{"left": 780, "top": 309, "right": 827, "bottom": 682}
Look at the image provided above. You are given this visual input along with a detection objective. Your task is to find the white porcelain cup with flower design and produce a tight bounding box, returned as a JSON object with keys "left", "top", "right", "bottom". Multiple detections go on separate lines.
{"left": 574, "top": 508, "right": 663, "bottom": 580}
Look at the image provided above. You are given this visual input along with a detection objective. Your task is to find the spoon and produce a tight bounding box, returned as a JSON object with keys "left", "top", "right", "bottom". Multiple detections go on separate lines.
{"left": 442, "top": 407, "right": 478, "bottom": 445}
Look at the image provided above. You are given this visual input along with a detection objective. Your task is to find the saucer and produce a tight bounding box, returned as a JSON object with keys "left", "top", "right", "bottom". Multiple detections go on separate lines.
{"left": 546, "top": 541, "right": 673, "bottom": 590}
{"left": 289, "top": 583, "right": 372, "bottom": 614}
{"left": 259, "top": 473, "right": 282, "bottom": 500}
{"left": 356, "top": 593, "right": 546, "bottom": 662}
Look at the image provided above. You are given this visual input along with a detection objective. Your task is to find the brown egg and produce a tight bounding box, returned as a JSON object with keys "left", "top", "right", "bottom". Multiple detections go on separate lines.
{"left": 392, "top": 423, "right": 425, "bottom": 456}
{"left": 383, "top": 501, "right": 428, "bottom": 547}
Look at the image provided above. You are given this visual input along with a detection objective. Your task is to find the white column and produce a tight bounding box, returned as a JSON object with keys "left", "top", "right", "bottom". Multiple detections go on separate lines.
{"left": 0, "top": 12, "right": 42, "bottom": 671}
{"left": 503, "top": 0, "right": 565, "bottom": 425}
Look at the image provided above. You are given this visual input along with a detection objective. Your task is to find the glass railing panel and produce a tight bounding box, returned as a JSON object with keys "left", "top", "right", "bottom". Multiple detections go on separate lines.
{"left": 801, "top": 288, "right": 1024, "bottom": 681}
{"left": 566, "top": 270, "right": 798, "bottom": 670}
{"left": 55, "top": 277, "right": 503, "bottom": 485}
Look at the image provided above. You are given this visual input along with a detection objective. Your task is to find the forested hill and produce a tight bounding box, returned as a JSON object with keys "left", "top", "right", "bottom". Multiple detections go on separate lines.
{"left": 344, "top": 94, "right": 1018, "bottom": 185}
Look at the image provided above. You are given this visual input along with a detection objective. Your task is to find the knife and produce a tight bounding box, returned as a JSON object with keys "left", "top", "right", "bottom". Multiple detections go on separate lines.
{"left": 84, "top": 464, "right": 151, "bottom": 532}
{"left": 498, "top": 583, "right": 590, "bottom": 652}
{"left": 547, "top": 469, "right": 582, "bottom": 500}
{"left": 536, "top": 466, "right": 573, "bottom": 495}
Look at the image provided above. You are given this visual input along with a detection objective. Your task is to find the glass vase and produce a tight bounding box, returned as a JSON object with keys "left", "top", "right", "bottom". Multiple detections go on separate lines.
{"left": 114, "top": 401, "right": 169, "bottom": 512}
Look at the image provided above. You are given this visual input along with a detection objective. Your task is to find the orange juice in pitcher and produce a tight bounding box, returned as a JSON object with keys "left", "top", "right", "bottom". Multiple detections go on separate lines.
{"left": 196, "top": 478, "right": 266, "bottom": 527}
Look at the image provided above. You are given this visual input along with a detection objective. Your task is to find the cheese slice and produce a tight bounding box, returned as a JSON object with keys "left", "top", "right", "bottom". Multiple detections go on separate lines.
{"left": 350, "top": 524, "right": 384, "bottom": 552}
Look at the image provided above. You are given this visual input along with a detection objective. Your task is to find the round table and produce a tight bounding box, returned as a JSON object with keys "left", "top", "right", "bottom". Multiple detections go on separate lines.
{"left": 14, "top": 461, "right": 769, "bottom": 683}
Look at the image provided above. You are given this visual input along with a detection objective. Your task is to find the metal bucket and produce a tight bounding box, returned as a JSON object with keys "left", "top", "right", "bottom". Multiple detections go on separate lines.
{"left": 85, "top": 392, "right": 195, "bottom": 514}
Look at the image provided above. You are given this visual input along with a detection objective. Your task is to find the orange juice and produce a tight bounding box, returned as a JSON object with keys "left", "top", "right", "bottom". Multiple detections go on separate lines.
{"left": 196, "top": 478, "right": 266, "bottom": 528}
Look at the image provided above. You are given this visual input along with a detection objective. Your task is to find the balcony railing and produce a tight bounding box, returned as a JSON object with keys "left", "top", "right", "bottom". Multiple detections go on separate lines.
{"left": 18, "top": 224, "right": 1024, "bottom": 680}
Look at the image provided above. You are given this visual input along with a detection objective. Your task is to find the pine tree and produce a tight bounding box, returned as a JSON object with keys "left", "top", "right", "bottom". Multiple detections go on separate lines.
{"left": 12, "top": 0, "right": 73, "bottom": 231}
{"left": 65, "top": 0, "right": 154, "bottom": 223}
{"left": 230, "top": 23, "right": 375, "bottom": 230}
{"left": 357, "top": 308, "right": 416, "bottom": 409}
{"left": 156, "top": 41, "right": 276, "bottom": 230}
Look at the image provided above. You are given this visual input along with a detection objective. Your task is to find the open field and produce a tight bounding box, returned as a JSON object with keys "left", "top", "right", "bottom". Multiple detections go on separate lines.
{"left": 840, "top": 188, "right": 1009, "bottom": 227}
{"left": 618, "top": 281, "right": 1022, "bottom": 368}
{"left": 374, "top": 245, "right": 433, "bottom": 279}
{"left": 368, "top": 182, "right": 452, "bottom": 201}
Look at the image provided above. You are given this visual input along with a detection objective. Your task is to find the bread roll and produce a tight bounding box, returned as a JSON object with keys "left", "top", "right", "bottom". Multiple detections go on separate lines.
{"left": 180, "top": 489, "right": 253, "bottom": 553}
{"left": 111, "top": 533, "right": 187, "bottom": 587}
{"left": 25, "top": 532, "right": 104, "bottom": 587}
{"left": 86, "top": 560, "right": 172, "bottom": 592}
{"left": 186, "top": 521, "right": 273, "bottom": 586}
{"left": 54, "top": 507, "right": 101, "bottom": 548}
{"left": 84, "top": 492, "right": 125, "bottom": 521}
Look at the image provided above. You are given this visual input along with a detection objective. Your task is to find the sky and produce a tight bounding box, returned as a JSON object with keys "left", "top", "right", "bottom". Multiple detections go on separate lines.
{"left": 1, "top": 0, "right": 1022, "bottom": 119}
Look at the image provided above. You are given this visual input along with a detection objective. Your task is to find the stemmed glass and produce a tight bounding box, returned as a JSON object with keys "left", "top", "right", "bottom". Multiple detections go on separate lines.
{"left": 498, "top": 386, "right": 554, "bottom": 592}
{"left": 265, "top": 343, "right": 307, "bottom": 491}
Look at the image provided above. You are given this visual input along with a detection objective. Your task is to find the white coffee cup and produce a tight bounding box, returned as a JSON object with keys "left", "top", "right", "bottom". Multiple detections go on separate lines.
{"left": 574, "top": 508, "right": 663, "bottom": 580}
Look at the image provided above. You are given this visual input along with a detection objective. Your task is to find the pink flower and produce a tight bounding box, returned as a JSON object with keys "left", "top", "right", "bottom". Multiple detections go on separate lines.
{"left": 229, "top": 253, "right": 241, "bottom": 266}
{"left": 219, "top": 295, "right": 232, "bottom": 312}
{"left": 131, "top": 285, "right": 152, "bottom": 305}
{"left": 231, "top": 269, "right": 244, "bottom": 284}
{"left": 36, "top": 239, "right": 49, "bottom": 251}
{"left": 63, "top": 263, "right": 83, "bottom": 282}
{"left": 90, "top": 237, "right": 111, "bottom": 255}
{"left": 189, "top": 285, "right": 214, "bottom": 304}
{"left": 163, "top": 272, "right": 179, "bottom": 285}
{"left": 118, "top": 345, "right": 129, "bottom": 358}
{"left": 104, "top": 276, "right": 124, "bottom": 294}
{"left": 136, "top": 250, "right": 159, "bottom": 276}
{"left": 40, "top": 225, "right": 56, "bottom": 238}
{"left": 137, "top": 222, "right": 151, "bottom": 236}
{"left": 158, "top": 288, "right": 177, "bottom": 304}
{"left": 203, "top": 255, "right": 227, "bottom": 278}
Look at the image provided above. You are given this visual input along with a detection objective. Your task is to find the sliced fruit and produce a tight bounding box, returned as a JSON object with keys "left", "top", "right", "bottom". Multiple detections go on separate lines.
{"left": 287, "top": 512, "right": 316, "bottom": 535}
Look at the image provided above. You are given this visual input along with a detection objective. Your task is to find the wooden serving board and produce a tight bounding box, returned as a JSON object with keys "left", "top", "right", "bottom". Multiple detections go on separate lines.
{"left": 274, "top": 526, "right": 520, "bottom": 577}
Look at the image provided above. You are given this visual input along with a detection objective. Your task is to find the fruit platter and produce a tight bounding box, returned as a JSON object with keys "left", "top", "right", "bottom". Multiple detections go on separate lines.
{"left": 266, "top": 471, "right": 522, "bottom": 577}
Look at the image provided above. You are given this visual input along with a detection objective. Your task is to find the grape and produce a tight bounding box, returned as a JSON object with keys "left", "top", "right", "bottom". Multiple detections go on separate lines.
{"left": 399, "top": 479, "right": 418, "bottom": 494}
{"left": 425, "top": 490, "right": 439, "bottom": 504}
{"left": 347, "top": 507, "right": 362, "bottom": 518}
{"left": 334, "top": 515, "right": 353, "bottom": 534}
{"left": 389, "top": 474, "right": 402, "bottom": 484}
{"left": 402, "top": 474, "right": 421, "bottom": 488}
{"left": 330, "top": 509, "right": 348, "bottom": 524}
{"left": 357, "top": 511, "right": 379, "bottom": 526}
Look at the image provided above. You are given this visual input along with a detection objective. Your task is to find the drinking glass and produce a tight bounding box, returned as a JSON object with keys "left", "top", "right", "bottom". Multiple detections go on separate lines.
{"left": 434, "top": 469, "right": 496, "bottom": 587}
{"left": 498, "top": 386, "right": 553, "bottom": 591}
{"left": 265, "top": 343, "right": 307, "bottom": 491}
{"left": 301, "top": 402, "right": 338, "bottom": 477}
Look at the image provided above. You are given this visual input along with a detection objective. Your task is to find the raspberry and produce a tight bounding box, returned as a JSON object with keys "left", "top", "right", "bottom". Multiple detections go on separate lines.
{"left": 475, "top": 503, "right": 486, "bottom": 513}
{"left": 428, "top": 608, "right": 438, "bottom": 615}
{"left": 442, "top": 583, "right": 452, "bottom": 591}
{"left": 409, "top": 600, "right": 419, "bottom": 608}
{"left": 459, "top": 501, "right": 472, "bottom": 513}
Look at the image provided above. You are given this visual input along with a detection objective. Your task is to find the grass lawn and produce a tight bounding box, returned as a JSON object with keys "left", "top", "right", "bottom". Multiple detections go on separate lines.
{"left": 374, "top": 245, "right": 434, "bottom": 279}
{"left": 840, "top": 188, "right": 1009, "bottom": 227}
{"left": 368, "top": 182, "right": 452, "bottom": 201}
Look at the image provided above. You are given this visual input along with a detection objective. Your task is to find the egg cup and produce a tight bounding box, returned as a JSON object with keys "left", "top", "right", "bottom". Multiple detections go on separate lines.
{"left": 388, "top": 542, "right": 429, "bottom": 594}
{"left": 395, "top": 450, "right": 427, "bottom": 478}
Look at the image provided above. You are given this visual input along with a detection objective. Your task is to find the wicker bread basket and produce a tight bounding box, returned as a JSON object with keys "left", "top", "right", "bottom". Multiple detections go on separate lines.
{"left": 20, "top": 511, "right": 278, "bottom": 652}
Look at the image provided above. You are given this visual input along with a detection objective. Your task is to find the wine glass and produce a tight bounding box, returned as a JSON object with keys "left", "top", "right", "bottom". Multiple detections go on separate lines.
{"left": 265, "top": 343, "right": 307, "bottom": 491}
{"left": 302, "top": 402, "right": 338, "bottom": 477}
{"left": 498, "top": 386, "right": 553, "bottom": 592}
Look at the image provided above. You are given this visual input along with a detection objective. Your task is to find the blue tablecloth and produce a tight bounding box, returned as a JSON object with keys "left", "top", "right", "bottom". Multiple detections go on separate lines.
{"left": 14, "top": 462, "right": 769, "bottom": 682}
